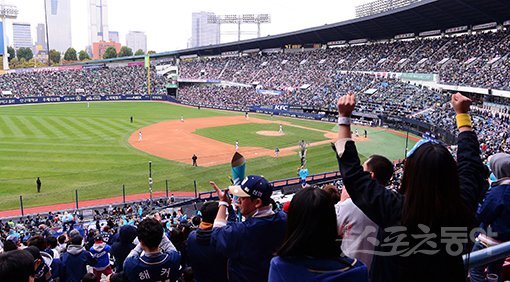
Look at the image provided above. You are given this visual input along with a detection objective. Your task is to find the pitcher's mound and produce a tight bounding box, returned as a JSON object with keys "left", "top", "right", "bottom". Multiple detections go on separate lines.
{"left": 256, "top": 130, "right": 285, "bottom": 136}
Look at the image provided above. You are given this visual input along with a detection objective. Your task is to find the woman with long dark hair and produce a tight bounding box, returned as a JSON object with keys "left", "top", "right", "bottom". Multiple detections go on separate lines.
{"left": 268, "top": 187, "right": 369, "bottom": 281}
{"left": 333, "top": 92, "right": 487, "bottom": 282}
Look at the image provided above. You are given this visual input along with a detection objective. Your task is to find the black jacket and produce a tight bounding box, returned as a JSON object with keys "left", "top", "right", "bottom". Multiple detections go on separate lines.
{"left": 335, "top": 131, "right": 487, "bottom": 282}
{"left": 111, "top": 225, "right": 137, "bottom": 272}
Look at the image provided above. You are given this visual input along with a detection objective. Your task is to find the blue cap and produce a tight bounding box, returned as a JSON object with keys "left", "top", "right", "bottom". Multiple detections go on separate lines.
{"left": 230, "top": 175, "right": 272, "bottom": 201}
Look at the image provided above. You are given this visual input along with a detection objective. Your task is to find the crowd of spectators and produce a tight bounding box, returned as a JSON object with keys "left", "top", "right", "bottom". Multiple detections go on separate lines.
{"left": 2, "top": 26, "right": 510, "bottom": 282}
{"left": 1, "top": 29, "right": 509, "bottom": 100}
{"left": 0, "top": 65, "right": 167, "bottom": 97}
{"left": 2, "top": 93, "right": 509, "bottom": 281}
{"left": 179, "top": 29, "right": 510, "bottom": 91}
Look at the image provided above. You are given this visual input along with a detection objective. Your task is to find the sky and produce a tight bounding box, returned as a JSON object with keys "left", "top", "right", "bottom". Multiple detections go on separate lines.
{"left": 6, "top": 0, "right": 371, "bottom": 53}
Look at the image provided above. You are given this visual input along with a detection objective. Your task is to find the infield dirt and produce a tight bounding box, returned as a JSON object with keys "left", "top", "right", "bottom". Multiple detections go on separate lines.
{"left": 129, "top": 116, "right": 367, "bottom": 166}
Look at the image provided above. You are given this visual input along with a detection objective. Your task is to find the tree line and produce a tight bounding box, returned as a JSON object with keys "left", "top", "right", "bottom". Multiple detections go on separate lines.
{"left": 4, "top": 46, "right": 154, "bottom": 69}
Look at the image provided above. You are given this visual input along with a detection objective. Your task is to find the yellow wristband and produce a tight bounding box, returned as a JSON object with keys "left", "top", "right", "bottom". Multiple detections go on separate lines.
{"left": 456, "top": 113, "right": 472, "bottom": 129}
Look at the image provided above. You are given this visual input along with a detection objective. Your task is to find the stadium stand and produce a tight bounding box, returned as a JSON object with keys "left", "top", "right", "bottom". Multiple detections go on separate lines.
{"left": 2, "top": 0, "right": 510, "bottom": 281}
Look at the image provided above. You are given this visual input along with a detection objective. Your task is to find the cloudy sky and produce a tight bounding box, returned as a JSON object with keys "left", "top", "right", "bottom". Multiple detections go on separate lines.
{"left": 7, "top": 0, "right": 371, "bottom": 52}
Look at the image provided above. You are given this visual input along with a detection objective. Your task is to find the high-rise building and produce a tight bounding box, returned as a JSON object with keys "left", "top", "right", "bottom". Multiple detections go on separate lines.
{"left": 35, "top": 24, "right": 47, "bottom": 55}
{"left": 191, "top": 12, "right": 220, "bottom": 48}
{"left": 126, "top": 31, "right": 147, "bottom": 53}
{"left": 92, "top": 41, "right": 120, "bottom": 60}
{"left": 108, "top": 31, "right": 119, "bottom": 43}
{"left": 89, "top": 0, "right": 109, "bottom": 44}
{"left": 12, "top": 22, "right": 32, "bottom": 49}
{"left": 45, "top": 0, "right": 72, "bottom": 53}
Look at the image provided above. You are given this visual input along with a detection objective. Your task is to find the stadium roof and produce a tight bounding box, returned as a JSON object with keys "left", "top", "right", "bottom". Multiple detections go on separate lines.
{"left": 158, "top": 0, "right": 510, "bottom": 57}
{"left": 82, "top": 0, "right": 510, "bottom": 64}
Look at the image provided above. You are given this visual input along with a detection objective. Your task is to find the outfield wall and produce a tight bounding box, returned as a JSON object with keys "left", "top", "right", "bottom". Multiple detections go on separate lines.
{"left": 0, "top": 94, "right": 176, "bottom": 106}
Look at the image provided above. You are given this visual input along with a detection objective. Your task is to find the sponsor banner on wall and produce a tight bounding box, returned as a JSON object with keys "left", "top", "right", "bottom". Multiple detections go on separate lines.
{"left": 256, "top": 89, "right": 284, "bottom": 95}
{"left": 400, "top": 72, "right": 434, "bottom": 81}
{"left": 250, "top": 105, "right": 324, "bottom": 120}
{"left": 0, "top": 94, "right": 173, "bottom": 106}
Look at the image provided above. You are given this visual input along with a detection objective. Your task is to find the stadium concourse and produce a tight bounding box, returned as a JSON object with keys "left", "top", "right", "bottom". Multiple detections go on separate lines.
{"left": 3, "top": 1, "right": 510, "bottom": 281}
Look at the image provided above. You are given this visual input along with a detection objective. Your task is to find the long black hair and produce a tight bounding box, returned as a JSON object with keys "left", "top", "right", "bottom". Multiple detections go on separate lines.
{"left": 277, "top": 187, "right": 341, "bottom": 259}
{"left": 401, "top": 143, "right": 473, "bottom": 228}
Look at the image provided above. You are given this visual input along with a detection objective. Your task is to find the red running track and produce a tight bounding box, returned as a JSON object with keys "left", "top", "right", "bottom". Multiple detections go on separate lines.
{"left": 0, "top": 191, "right": 196, "bottom": 218}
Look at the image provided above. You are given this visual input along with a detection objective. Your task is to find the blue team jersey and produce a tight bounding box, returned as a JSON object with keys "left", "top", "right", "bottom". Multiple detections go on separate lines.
{"left": 123, "top": 250, "right": 181, "bottom": 282}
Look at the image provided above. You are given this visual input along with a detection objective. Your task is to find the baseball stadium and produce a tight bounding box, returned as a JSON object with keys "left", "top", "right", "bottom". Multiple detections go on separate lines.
{"left": 1, "top": 0, "right": 510, "bottom": 281}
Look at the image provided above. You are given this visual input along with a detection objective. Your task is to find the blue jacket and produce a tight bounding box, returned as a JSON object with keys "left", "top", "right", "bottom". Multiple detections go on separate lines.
{"left": 89, "top": 242, "right": 111, "bottom": 270}
{"left": 187, "top": 228, "right": 228, "bottom": 282}
{"left": 268, "top": 256, "right": 369, "bottom": 282}
{"left": 61, "top": 245, "right": 96, "bottom": 282}
{"left": 212, "top": 211, "right": 287, "bottom": 282}
{"left": 478, "top": 182, "right": 510, "bottom": 241}
{"left": 335, "top": 131, "right": 487, "bottom": 282}
{"left": 123, "top": 250, "right": 181, "bottom": 282}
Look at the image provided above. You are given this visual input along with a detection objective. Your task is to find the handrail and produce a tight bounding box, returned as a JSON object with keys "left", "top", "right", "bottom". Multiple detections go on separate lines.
{"left": 463, "top": 241, "right": 510, "bottom": 269}
{"left": 197, "top": 170, "right": 341, "bottom": 199}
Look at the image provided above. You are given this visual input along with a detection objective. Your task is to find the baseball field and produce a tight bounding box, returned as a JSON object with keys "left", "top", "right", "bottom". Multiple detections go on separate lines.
{"left": 0, "top": 101, "right": 416, "bottom": 211}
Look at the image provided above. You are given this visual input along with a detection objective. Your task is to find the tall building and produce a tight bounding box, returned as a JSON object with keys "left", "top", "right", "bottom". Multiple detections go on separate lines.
{"left": 92, "top": 41, "right": 120, "bottom": 60}
{"left": 12, "top": 23, "right": 32, "bottom": 49}
{"left": 36, "top": 24, "right": 46, "bottom": 48}
{"left": 89, "top": 0, "right": 109, "bottom": 44}
{"left": 191, "top": 12, "right": 220, "bottom": 48}
{"left": 45, "top": 0, "right": 72, "bottom": 53}
{"left": 108, "top": 31, "right": 119, "bottom": 43}
{"left": 126, "top": 31, "right": 147, "bottom": 53}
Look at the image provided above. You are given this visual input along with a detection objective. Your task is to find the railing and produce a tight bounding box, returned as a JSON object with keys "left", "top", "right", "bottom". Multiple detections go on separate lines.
{"left": 463, "top": 241, "right": 510, "bottom": 269}
{"left": 196, "top": 171, "right": 341, "bottom": 201}
{"left": 3, "top": 171, "right": 341, "bottom": 219}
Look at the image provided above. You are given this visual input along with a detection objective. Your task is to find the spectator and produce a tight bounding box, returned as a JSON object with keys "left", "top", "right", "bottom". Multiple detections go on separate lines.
{"left": 56, "top": 235, "right": 67, "bottom": 256}
{"left": 24, "top": 246, "right": 52, "bottom": 282}
{"left": 187, "top": 201, "right": 228, "bottom": 282}
{"left": 470, "top": 153, "right": 510, "bottom": 282}
{"left": 336, "top": 154, "right": 393, "bottom": 270}
{"left": 0, "top": 249, "right": 35, "bottom": 282}
{"left": 27, "top": 235, "right": 62, "bottom": 282}
{"left": 89, "top": 235, "right": 112, "bottom": 281}
{"left": 269, "top": 187, "right": 369, "bottom": 281}
{"left": 61, "top": 235, "right": 97, "bottom": 282}
{"left": 333, "top": 92, "right": 487, "bottom": 281}
{"left": 46, "top": 236, "right": 60, "bottom": 259}
{"left": 3, "top": 239, "right": 18, "bottom": 252}
{"left": 123, "top": 218, "right": 181, "bottom": 282}
{"left": 81, "top": 272, "right": 97, "bottom": 282}
{"left": 322, "top": 184, "right": 341, "bottom": 205}
{"left": 210, "top": 176, "right": 287, "bottom": 282}
{"left": 111, "top": 225, "right": 137, "bottom": 273}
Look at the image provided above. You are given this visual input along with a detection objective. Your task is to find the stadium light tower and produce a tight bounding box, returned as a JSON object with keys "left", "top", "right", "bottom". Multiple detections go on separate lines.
{"left": 208, "top": 14, "right": 271, "bottom": 42}
{"left": 0, "top": 1, "right": 18, "bottom": 70}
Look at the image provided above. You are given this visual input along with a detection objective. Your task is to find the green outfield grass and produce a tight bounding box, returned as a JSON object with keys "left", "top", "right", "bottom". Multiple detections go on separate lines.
{"left": 195, "top": 123, "right": 328, "bottom": 149}
{"left": 0, "top": 102, "right": 415, "bottom": 211}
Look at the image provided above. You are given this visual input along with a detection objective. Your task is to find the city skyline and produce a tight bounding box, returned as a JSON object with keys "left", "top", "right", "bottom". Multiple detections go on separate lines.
{"left": 6, "top": 0, "right": 368, "bottom": 54}
{"left": 46, "top": 0, "right": 72, "bottom": 53}
{"left": 191, "top": 12, "right": 220, "bottom": 48}
{"left": 12, "top": 23, "right": 32, "bottom": 49}
{"left": 126, "top": 31, "right": 147, "bottom": 53}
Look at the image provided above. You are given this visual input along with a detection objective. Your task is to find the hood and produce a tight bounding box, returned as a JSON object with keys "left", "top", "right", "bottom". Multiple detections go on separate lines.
{"left": 119, "top": 225, "right": 137, "bottom": 244}
{"left": 490, "top": 153, "right": 510, "bottom": 179}
{"left": 67, "top": 244, "right": 84, "bottom": 255}
{"left": 41, "top": 251, "right": 53, "bottom": 267}
{"left": 92, "top": 242, "right": 106, "bottom": 252}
